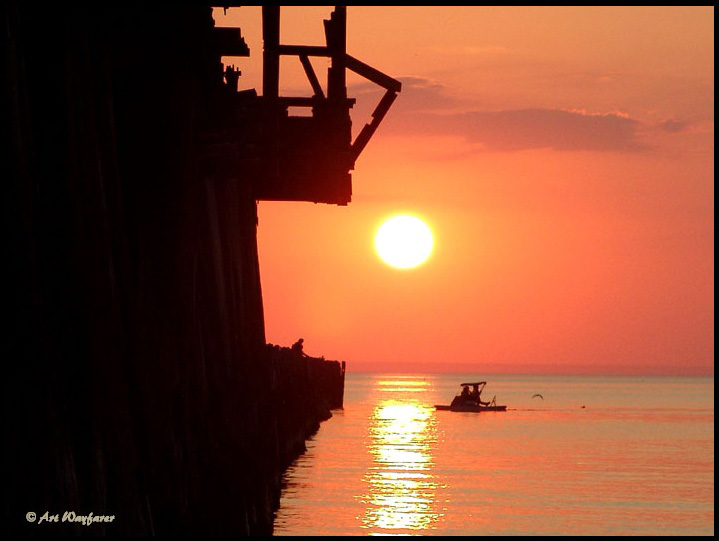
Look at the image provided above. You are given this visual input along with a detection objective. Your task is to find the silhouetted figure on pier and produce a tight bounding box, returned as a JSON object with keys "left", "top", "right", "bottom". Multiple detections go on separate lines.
{"left": 292, "top": 338, "right": 308, "bottom": 358}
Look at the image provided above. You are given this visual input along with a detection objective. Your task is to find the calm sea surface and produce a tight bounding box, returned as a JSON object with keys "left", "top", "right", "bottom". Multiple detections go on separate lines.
{"left": 273, "top": 373, "right": 714, "bottom": 536}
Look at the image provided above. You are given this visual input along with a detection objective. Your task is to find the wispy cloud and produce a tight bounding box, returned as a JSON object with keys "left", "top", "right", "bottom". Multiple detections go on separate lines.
{"left": 404, "top": 108, "right": 645, "bottom": 152}
{"left": 351, "top": 76, "right": 465, "bottom": 115}
{"left": 390, "top": 78, "right": 645, "bottom": 151}
{"left": 658, "top": 119, "right": 689, "bottom": 133}
{"left": 353, "top": 76, "right": 695, "bottom": 153}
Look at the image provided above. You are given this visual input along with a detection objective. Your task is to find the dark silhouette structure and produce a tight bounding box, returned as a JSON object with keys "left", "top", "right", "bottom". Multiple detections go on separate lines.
{"left": 253, "top": 6, "right": 400, "bottom": 204}
{"left": 5, "top": 5, "right": 397, "bottom": 535}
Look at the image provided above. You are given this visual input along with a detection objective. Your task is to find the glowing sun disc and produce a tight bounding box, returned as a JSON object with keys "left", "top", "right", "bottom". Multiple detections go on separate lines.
{"left": 375, "top": 216, "right": 434, "bottom": 269}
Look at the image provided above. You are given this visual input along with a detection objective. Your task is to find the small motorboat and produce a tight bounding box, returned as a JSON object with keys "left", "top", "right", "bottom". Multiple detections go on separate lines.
{"left": 434, "top": 381, "right": 507, "bottom": 412}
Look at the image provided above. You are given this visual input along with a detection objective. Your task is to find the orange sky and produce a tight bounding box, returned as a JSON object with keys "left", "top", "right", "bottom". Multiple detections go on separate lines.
{"left": 215, "top": 7, "right": 714, "bottom": 375}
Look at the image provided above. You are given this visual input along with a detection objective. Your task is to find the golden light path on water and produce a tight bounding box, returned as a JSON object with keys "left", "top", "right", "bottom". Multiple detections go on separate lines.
{"left": 360, "top": 379, "right": 444, "bottom": 534}
{"left": 274, "top": 374, "right": 714, "bottom": 536}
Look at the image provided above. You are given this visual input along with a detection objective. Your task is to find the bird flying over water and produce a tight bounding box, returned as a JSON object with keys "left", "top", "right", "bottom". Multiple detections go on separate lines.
{"left": 532, "top": 393, "right": 544, "bottom": 400}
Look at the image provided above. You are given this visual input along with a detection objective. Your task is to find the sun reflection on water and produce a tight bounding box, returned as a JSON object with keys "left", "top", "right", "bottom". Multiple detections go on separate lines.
{"left": 360, "top": 379, "right": 443, "bottom": 534}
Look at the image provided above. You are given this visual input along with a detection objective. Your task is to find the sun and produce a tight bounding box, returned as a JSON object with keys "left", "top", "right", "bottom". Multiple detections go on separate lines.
{"left": 375, "top": 215, "right": 434, "bottom": 269}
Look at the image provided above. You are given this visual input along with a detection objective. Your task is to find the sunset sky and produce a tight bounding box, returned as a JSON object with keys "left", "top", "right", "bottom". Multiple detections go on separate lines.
{"left": 215, "top": 7, "right": 714, "bottom": 375}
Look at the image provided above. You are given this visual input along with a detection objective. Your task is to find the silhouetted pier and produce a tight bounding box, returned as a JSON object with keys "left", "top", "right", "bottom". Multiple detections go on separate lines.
{"left": 5, "top": 4, "right": 397, "bottom": 535}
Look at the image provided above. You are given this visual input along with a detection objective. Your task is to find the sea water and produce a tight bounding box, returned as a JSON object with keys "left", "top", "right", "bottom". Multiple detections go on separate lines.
{"left": 273, "top": 373, "right": 714, "bottom": 536}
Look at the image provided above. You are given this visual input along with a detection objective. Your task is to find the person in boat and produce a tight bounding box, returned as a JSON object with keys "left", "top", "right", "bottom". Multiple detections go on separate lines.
{"left": 451, "top": 386, "right": 471, "bottom": 407}
{"left": 472, "top": 383, "right": 490, "bottom": 406}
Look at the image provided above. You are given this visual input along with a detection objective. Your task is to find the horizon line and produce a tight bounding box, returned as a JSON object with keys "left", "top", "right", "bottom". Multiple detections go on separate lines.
{"left": 341, "top": 363, "right": 714, "bottom": 378}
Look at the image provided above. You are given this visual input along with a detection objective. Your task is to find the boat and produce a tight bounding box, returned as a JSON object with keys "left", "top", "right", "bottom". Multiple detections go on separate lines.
{"left": 434, "top": 381, "right": 507, "bottom": 412}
